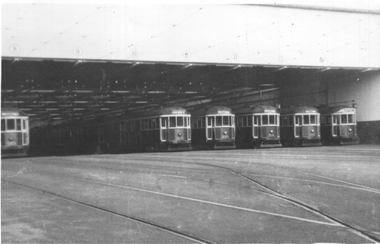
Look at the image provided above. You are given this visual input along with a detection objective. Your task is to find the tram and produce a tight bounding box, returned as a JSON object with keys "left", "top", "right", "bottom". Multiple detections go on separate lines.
{"left": 191, "top": 106, "right": 236, "bottom": 149}
{"left": 280, "top": 106, "right": 322, "bottom": 147}
{"left": 1, "top": 107, "right": 30, "bottom": 157}
{"left": 319, "top": 105, "right": 359, "bottom": 145}
{"left": 235, "top": 105, "right": 282, "bottom": 148}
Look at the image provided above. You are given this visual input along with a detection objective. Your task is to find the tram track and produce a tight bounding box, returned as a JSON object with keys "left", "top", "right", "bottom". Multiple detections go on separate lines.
{"left": 1, "top": 179, "right": 215, "bottom": 244}
{"left": 97, "top": 154, "right": 380, "bottom": 243}
{"left": 3, "top": 154, "right": 379, "bottom": 242}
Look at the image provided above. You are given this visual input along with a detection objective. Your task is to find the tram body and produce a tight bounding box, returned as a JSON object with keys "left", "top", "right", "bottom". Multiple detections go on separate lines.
{"left": 30, "top": 107, "right": 192, "bottom": 155}
{"left": 1, "top": 108, "right": 30, "bottom": 157}
{"left": 280, "top": 106, "right": 322, "bottom": 147}
{"left": 319, "top": 105, "right": 359, "bottom": 145}
{"left": 235, "top": 105, "right": 282, "bottom": 148}
{"left": 127, "top": 107, "right": 192, "bottom": 151}
{"left": 191, "top": 106, "right": 236, "bottom": 149}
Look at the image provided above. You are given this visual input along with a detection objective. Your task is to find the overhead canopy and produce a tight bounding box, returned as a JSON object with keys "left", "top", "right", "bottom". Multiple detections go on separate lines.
{"left": 2, "top": 3, "right": 379, "bottom": 125}
{"left": 3, "top": 3, "right": 380, "bottom": 67}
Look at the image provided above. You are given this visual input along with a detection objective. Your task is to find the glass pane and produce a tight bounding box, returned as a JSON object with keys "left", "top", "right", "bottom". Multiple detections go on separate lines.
{"left": 16, "top": 119, "right": 22, "bottom": 130}
{"left": 216, "top": 116, "right": 222, "bottom": 126}
{"left": 7, "top": 119, "right": 15, "bottom": 130}
{"left": 237, "top": 117, "right": 241, "bottom": 127}
{"left": 348, "top": 114, "right": 353, "bottom": 123}
{"left": 254, "top": 116, "right": 260, "bottom": 125}
{"left": 289, "top": 116, "right": 294, "bottom": 126}
{"left": 248, "top": 116, "right": 252, "bottom": 126}
{"left": 303, "top": 115, "right": 309, "bottom": 125}
{"left": 310, "top": 115, "right": 316, "bottom": 124}
{"left": 223, "top": 116, "right": 229, "bottom": 126}
{"left": 170, "top": 117, "right": 176, "bottom": 127}
{"left": 177, "top": 117, "right": 184, "bottom": 127}
{"left": 243, "top": 116, "right": 247, "bottom": 126}
{"left": 202, "top": 117, "right": 205, "bottom": 127}
{"left": 208, "top": 117, "right": 213, "bottom": 126}
{"left": 269, "top": 115, "right": 275, "bottom": 125}
{"left": 231, "top": 116, "right": 235, "bottom": 126}
{"left": 1, "top": 119, "right": 5, "bottom": 131}
{"left": 333, "top": 115, "right": 340, "bottom": 124}
{"left": 326, "top": 116, "right": 331, "bottom": 125}
{"left": 161, "top": 118, "right": 166, "bottom": 128}
{"left": 341, "top": 114, "right": 347, "bottom": 124}
{"left": 262, "top": 115, "right": 268, "bottom": 125}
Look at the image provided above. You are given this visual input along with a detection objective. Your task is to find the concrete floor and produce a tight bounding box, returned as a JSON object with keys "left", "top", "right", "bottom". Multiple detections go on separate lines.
{"left": 2, "top": 145, "right": 380, "bottom": 243}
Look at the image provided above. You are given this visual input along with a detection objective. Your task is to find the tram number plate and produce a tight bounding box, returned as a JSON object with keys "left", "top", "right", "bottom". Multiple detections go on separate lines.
{"left": 222, "top": 135, "right": 229, "bottom": 139}
{"left": 8, "top": 141, "right": 16, "bottom": 146}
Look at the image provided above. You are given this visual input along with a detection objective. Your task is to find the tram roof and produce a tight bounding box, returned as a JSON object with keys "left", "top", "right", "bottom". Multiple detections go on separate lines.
{"left": 318, "top": 105, "right": 357, "bottom": 114}
{"left": 280, "top": 106, "right": 319, "bottom": 114}
{"left": 190, "top": 106, "right": 234, "bottom": 117}
{"left": 234, "top": 105, "right": 279, "bottom": 115}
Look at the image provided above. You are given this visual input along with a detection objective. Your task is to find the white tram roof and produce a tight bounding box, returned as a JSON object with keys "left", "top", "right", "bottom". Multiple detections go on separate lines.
{"left": 280, "top": 106, "right": 319, "bottom": 115}
{"left": 234, "top": 105, "right": 279, "bottom": 115}
{"left": 1, "top": 107, "right": 29, "bottom": 117}
{"left": 191, "top": 106, "right": 234, "bottom": 117}
{"left": 138, "top": 106, "right": 190, "bottom": 118}
{"left": 318, "top": 105, "right": 356, "bottom": 114}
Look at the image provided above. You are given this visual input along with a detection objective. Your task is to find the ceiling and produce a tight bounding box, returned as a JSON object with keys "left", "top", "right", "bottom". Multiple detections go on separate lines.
{"left": 2, "top": 57, "right": 373, "bottom": 126}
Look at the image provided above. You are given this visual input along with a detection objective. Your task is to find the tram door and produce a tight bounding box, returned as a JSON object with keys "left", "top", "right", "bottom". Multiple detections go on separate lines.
{"left": 161, "top": 117, "right": 168, "bottom": 142}
{"left": 253, "top": 115, "right": 260, "bottom": 138}
{"left": 295, "top": 115, "right": 302, "bottom": 137}
{"left": 332, "top": 115, "right": 340, "bottom": 136}
{"left": 206, "top": 116, "right": 214, "bottom": 140}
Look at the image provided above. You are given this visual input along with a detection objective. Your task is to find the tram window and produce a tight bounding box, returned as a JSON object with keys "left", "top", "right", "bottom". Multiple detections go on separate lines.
{"left": 1, "top": 119, "right": 5, "bottom": 131}
{"left": 295, "top": 116, "right": 302, "bottom": 125}
{"left": 326, "top": 116, "right": 332, "bottom": 125}
{"left": 242, "top": 116, "right": 247, "bottom": 127}
{"left": 262, "top": 115, "right": 268, "bottom": 125}
{"left": 223, "top": 116, "right": 229, "bottom": 126}
{"left": 216, "top": 116, "right": 222, "bottom": 126}
{"left": 254, "top": 116, "right": 260, "bottom": 126}
{"left": 247, "top": 116, "right": 252, "bottom": 126}
{"left": 341, "top": 115, "right": 347, "bottom": 124}
{"left": 284, "top": 116, "right": 288, "bottom": 126}
{"left": 196, "top": 118, "right": 201, "bottom": 128}
{"left": 237, "top": 117, "right": 241, "bottom": 127}
{"left": 16, "top": 119, "right": 21, "bottom": 130}
{"left": 7, "top": 119, "right": 15, "bottom": 130}
{"left": 348, "top": 114, "right": 354, "bottom": 123}
{"left": 170, "top": 117, "right": 176, "bottom": 127}
{"left": 288, "top": 116, "right": 294, "bottom": 126}
{"left": 333, "top": 115, "right": 340, "bottom": 124}
{"left": 320, "top": 116, "right": 325, "bottom": 125}
{"left": 231, "top": 116, "right": 235, "bottom": 126}
{"left": 151, "top": 119, "right": 156, "bottom": 129}
{"left": 208, "top": 117, "right": 213, "bottom": 126}
{"left": 161, "top": 118, "right": 166, "bottom": 128}
{"left": 310, "top": 115, "right": 316, "bottom": 124}
{"left": 177, "top": 117, "right": 184, "bottom": 127}
{"left": 303, "top": 115, "right": 310, "bottom": 125}
{"left": 269, "top": 115, "right": 275, "bottom": 125}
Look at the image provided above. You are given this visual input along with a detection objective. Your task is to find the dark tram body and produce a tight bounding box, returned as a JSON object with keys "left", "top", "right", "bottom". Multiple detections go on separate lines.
{"left": 319, "top": 105, "right": 359, "bottom": 145}
{"left": 191, "top": 106, "right": 236, "bottom": 149}
{"left": 1, "top": 108, "right": 30, "bottom": 157}
{"left": 31, "top": 107, "right": 192, "bottom": 155}
{"left": 280, "top": 106, "right": 322, "bottom": 147}
{"left": 235, "top": 105, "right": 282, "bottom": 148}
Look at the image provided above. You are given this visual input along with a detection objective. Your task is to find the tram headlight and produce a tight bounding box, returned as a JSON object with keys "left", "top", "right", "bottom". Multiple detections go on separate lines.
{"left": 178, "top": 132, "right": 182, "bottom": 137}
{"left": 311, "top": 129, "right": 314, "bottom": 133}
{"left": 224, "top": 131, "right": 228, "bottom": 135}
{"left": 270, "top": 130, "right": 274, "bottom": 134}
{"left": 349, "top": 128, "right": 352, "bottom": 132}
{"left": 8, "top": 137, "right": 13, "bottom": 141}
